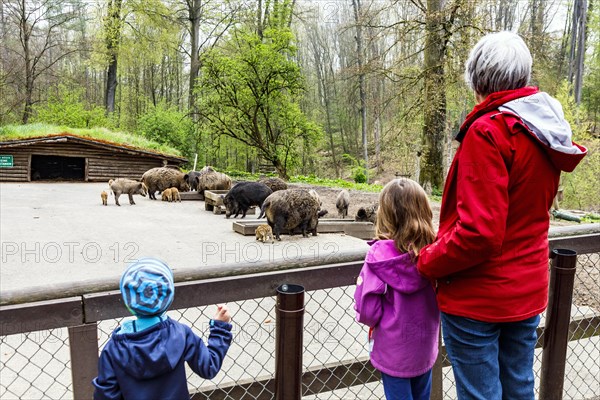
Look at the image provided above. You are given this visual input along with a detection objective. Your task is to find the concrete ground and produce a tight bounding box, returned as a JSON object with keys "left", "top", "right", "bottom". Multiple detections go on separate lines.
{"left": 0, "top": 182, "right": 369, "bottom": 302}
{"left": 1, "top": 183, "right": 598, "bottom": 399}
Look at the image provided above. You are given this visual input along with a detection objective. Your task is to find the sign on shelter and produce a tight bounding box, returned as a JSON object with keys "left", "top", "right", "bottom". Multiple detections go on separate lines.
{"left": 0, "top": 155, "right": 13, "bottom": 168}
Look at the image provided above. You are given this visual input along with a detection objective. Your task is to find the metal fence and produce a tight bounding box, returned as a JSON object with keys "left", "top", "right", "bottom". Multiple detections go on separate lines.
{"left": 1, "top": 232, "right": 599, "bottom": 399}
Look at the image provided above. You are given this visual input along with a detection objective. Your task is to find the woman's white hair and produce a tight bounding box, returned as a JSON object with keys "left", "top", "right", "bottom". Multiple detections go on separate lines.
{"left": 464, "top": 31, "right": 532, "bottom": 97}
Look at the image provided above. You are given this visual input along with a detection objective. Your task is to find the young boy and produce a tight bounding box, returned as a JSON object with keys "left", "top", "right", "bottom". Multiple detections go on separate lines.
{"left": 93, "top": 258, "right": 233, "bottom": 400}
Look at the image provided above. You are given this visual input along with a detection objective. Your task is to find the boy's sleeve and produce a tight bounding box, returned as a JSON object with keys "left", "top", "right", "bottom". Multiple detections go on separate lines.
{"left": 92, "top": 349, "right": 123, "bottom": 400}
{"left": 353, "top": 263, "right": 386, "bottom": 328}
{"left": 185, "top": 320, "right": 233, "bottom": 379}
{"left": 418, "top": 124, "right": 509, "bottom": 279}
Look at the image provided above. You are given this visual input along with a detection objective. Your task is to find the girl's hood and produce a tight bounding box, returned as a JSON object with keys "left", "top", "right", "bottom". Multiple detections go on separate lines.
{"left": 365, "top": 240, "right": 430, "bottom": 294}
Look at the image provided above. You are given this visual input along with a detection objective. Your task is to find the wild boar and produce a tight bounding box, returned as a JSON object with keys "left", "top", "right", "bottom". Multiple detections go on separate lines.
{"left": 186, "top": 171, "right": 202, "bottom": 191}
{"left": 108, "top": 179, "right": 147, "bottom": 206}
{"left": 162, "top": 188, "right": 173, "bottom": 202}
{"left": 308, "top": 189, "right": 322, "bottom": 207}
{"left": 170, "top": 187, "right": 181, "bottom": 202}
{"left": 336, "top": 189, "right": 350, "bottom": 218}
{"left": 223, "top": 181, "right": 272, "bottom": 219}
{"left": 195, "top": 166, "right": 232, "bottom": 195}
{"left": 141, "top": 167, "right": 190, "bottom": 200}
{"left": 255, "top": 224, "right": 275, "bottom": 243}
{"left": 262, "top": 189, "right": 320, "bottom": 241}
{"left": 258, "top": 177, "right": 288, "bottom": 192}
{"left": 355, "top": 203, "right": 379, "bottom": 224}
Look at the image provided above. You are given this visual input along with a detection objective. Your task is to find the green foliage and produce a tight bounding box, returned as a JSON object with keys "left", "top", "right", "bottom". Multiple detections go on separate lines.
{"left": 341, "top": 153, "right": 368, "bottom": 183}
{"left": 353, "top": 169, "right": 367, "bottom": 184}
{"left": 583, "top": 3, "right": 600, "bottom": 133}
{"left": 561, "top": 139, "right": 600, "bottom": 211}
{"left": 32, "top": 86, "right": 109, "bottom": 129}
{"left": 554, "top": 81, "right": 600, "bottom": 211}
{"left": 290, "top": 175, "right": 382, "bottom": 192}
{"left": 581, "top": 213, "right": 600, "bottom": 223}
{"left": 196, "top": 25, "right": 322, "bottom": 179}
{"left": 0, "top": 123, "right": 181, "bottom": 156}
{"left": 137, "top": 103, "right": 193, "bottom": 157}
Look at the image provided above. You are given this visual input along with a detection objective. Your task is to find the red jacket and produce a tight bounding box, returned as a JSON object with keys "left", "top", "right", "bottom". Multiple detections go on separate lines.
{"left": 417, "top": 87, "right": 587, "bottom": 322}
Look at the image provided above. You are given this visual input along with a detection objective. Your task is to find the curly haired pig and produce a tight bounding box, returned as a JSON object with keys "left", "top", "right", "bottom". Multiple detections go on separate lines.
{"left": 108, "top": 179, "right": 148, "bottom": 206}
{"left": 101, "top": 191, "right": 108, "bottom": 206}
{"left": 336, "top": 189, "right": 350, "bottom": 218}
{"left": 141, "top": 167, "right": 190, "bottom": 200}
{"left": 223, "top": 181, "right": 272, "bottom": 219}
{"left": 258, "top": 177, "right": 288, "bottom": 192}
{"left": 355, "top": 203, "right": 379, "bottom": 224}
{"left": 262, "top": 189, "right": 321, "bottom": 241}
{"left": 195, "top": 167, "right": 232, "bottom": 195}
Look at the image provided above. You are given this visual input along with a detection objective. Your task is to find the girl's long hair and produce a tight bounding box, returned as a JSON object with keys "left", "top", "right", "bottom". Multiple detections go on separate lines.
{"left": 375, "top": 178, "right": 436, "bottom": 255}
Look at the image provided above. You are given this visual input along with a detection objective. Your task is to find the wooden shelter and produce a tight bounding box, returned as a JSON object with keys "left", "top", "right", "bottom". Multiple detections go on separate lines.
{"left": 0, "top": 134, "right": 187, "bottom": 182}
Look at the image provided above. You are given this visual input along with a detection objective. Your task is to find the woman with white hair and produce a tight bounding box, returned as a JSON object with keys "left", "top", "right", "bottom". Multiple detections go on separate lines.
{"left": 417, "top": 31, "right": 587, "bottom": 399}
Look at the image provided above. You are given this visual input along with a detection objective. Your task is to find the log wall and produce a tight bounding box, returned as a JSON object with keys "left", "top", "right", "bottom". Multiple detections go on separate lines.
{"left": 0, "top": 141, "right": 177, "bottom": 182}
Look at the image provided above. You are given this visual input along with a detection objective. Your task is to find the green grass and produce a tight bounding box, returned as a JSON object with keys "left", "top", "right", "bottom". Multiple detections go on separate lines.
{"left": 581, "top": 213, "right": 600, "bottom": 223}
{"left": 222, "top": 170, "right": 443, "bottom": 201}
{"left": 222, "top": 170, "right": 383, "bottom": 192}
{"left": 290, "top": 174, "right": 384, "bottom": 192}
{"left": 0, "top": 123, "right": 182, "bottom": 156}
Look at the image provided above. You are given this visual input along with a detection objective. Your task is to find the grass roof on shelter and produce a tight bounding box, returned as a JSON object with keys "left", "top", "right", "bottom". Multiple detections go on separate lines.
{"left": 0, "top": 123, "right": 182, "bottom": 157}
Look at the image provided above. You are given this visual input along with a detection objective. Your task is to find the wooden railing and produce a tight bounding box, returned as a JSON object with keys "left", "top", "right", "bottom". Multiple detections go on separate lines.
{"left": 1, "top": 226, "right": 599, "bottom": 399}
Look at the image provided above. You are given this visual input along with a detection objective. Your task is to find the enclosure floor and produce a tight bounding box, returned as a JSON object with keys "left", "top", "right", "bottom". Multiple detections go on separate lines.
{"left": 0, "top": 182, "right": 369, "bottom": 298}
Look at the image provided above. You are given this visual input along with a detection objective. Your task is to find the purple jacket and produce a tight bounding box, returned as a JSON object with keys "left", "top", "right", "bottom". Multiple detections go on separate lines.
{"left": 354, "top": 240, "right": 440, "bottom": 378}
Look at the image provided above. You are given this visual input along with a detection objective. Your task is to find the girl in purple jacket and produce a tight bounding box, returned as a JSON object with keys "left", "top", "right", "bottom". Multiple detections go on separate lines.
{"left": 354, "top": 178, "right": 440, "bottom": 400}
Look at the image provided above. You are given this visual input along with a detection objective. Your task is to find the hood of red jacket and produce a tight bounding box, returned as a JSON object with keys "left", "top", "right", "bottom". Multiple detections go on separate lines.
{"left": 458, "top": 87, "right": 587, "bottom": 172}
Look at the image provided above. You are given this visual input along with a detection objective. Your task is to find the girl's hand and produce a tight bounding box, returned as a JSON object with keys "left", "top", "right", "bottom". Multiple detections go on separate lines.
{"left": 213, "top": 304, "right": 231, "bottom": 323}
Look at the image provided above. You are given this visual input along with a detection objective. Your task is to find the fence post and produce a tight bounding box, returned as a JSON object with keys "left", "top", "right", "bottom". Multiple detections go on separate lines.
{"left": 539, "top": 248, "right": 577, "bottom": 400}
{"left": 274, "top": 284, "right": 305, "bottom": 400}
{"left": 68, "top": 323, "right": 99, "bottom": 400}
{"left": 430, "top": 330, "right": 443, "bottom": 400}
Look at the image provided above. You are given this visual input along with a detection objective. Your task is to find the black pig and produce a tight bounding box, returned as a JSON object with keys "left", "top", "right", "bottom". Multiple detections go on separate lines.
{"left": 223, "top": 182, "right": 273, "bottom": 219}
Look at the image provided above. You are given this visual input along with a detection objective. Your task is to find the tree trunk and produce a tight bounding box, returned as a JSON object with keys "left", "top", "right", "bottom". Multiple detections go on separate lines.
{"left": 310, "top": 31, "right": 340, "bottom": 177}
{"left": 20, "top": 0, "right": 32, "bottom": 124}
{"left": 105, "top": 0, "right": 123, "bottom": 115}
{"left": 188, "top": 0, "right": 201, "bottom": 119}
{"left": 568, "top": 0, "right": 581, "bottom": 84}
{"left": 352, "top": 0, "right": 368, "bottom": 182}
{"left": 420, "top": 0, "right": 446, "bottom": 190}
{"left": 272, "top": 157, "right": 289, "bottom": 180}
{"left": 574, "top": 0, "right": 588, "bottom": 104}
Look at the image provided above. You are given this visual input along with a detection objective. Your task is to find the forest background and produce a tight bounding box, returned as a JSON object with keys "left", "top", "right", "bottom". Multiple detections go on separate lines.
{"left": 0, "top": 0, "right": 599, "bottom": 210}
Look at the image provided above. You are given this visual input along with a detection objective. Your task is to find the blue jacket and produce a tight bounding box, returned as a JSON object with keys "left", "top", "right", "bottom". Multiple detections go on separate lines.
{"left": 93, "top": 317, "right": 232, "bottom": 400}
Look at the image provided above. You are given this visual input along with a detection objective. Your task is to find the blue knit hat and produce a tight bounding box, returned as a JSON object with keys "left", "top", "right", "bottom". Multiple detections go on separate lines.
{"left": 120, "top": 258, "right": 174, "bottom": 316}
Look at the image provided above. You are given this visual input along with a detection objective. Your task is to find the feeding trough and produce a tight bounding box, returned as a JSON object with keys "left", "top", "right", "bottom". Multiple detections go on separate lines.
{"left": 179, "top": 191, "right": 205, "bottom": 201}
{"left": 232, "top": 219, "right": 375, "bottom": 240}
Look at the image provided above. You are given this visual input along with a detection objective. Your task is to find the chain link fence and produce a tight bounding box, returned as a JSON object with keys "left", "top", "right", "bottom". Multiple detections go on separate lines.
{"left": 1, "top": 252, "right": 599, "bottom": 399}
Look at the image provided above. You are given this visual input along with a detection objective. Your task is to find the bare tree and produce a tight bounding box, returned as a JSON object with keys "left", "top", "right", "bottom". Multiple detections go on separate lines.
{"left": 4, "top": 0, "right": 79, "bottom": 123}
{"left": 307, "top": 23, "right": 340, "bottom": 176}
{"left": 184, "top": 0, "right": 237, "bottom": 119}
{"left": 352, "top": 0, "right": 369, "bottom": 181}
{"left": 568, "top": 0, "right": 588, "bottom": 104}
